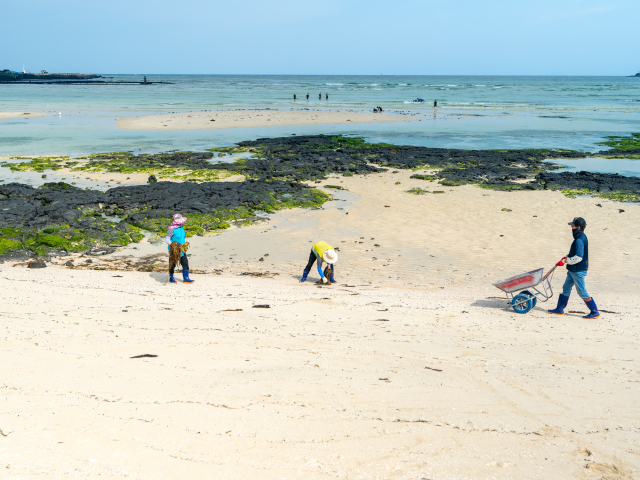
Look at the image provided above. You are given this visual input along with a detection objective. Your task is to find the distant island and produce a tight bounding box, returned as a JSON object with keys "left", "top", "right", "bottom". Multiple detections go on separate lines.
{"left": 0, "top": 69, "right": 172, "bottom": 85}
{"left": 0, "top": 69, "right": 101, "bottom": 82}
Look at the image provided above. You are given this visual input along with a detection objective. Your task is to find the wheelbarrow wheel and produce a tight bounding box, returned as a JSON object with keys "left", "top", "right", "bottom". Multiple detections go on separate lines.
{"left": 512, "top": 293, "right": 533, "bottom": 314}
{"left": 521, "top": 290, "right": 537, "bottom": 308}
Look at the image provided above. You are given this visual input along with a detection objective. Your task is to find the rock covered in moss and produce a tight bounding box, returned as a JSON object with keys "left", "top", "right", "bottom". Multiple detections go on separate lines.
{"left": 0, "top": 179, "right": 327, "bottom": 257}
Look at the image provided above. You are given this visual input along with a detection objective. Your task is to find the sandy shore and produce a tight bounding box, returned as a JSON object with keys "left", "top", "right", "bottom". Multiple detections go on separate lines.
{"left": 88, "top": 169, "right": 640, "bottom": 294}
{"left": 1, "top": 267, "right": 638, "bottom": 479}
{"left": 2, "top": 171, "right": 639, "bottom": 478}
{"left": 0, "top": 112, "right": 50, "bottom": 119}
{"left": 117, "top": 109, "right": 424, "bottom": 131}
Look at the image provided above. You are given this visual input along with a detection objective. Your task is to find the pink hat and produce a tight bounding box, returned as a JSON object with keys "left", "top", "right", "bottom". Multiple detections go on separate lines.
{"left": 169, "top": 213, "right": 187, "bottom": 229}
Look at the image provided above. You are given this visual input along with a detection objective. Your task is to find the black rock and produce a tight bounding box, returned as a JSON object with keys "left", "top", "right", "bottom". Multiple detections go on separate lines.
{"left": 28, "top": 261, "right": 46, "bottom": 268}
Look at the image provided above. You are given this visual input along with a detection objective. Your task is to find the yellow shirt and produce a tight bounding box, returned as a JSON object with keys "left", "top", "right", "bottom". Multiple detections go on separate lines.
{"left": 312, "top": 241, "right": 333, "bottom": 259}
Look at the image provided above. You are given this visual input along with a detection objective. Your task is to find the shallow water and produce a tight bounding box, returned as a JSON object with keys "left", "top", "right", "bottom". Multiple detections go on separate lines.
{"left": 546, "top": 157, "right": 640, "bottom": 177}
{"left": 1, "top": 75, "right": 639, "bottom": 157}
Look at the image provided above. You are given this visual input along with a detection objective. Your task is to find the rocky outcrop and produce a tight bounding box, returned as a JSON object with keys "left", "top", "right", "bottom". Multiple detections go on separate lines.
{"left": 0, "top": 180, "right": 326, "bottom": 258}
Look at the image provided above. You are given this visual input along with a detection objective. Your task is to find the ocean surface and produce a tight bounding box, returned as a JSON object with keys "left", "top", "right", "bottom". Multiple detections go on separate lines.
{"left": 1, "top": 75, "right": 639, "bottom": 172}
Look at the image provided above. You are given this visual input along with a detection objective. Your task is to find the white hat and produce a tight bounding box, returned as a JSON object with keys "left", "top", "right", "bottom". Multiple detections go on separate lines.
{"left": 322, "top": 249, "right": 338, "bottom": 264}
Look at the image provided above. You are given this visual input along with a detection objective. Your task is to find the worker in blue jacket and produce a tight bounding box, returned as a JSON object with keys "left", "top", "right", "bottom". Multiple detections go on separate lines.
{"left": 548, "top": 217, "right": 599, "bottom": 318}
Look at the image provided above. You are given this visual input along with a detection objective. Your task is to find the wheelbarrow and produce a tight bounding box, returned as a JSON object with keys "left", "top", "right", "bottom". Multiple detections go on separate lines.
{"left": 492, "top": 265, "right": 558, "bottom": 314}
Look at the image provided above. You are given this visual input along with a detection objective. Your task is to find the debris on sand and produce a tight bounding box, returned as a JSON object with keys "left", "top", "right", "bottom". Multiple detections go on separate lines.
{"left": 27, "top": 261, "right": 46, "bottom": 268}
{"left": 130, "top": 354, "right": 158, "bottom": 359}
{"left": 239, "top": 271, "right": 278, "bottom": 277}
{"left": 252, "top": 304, "right": 270, "bottom": 308}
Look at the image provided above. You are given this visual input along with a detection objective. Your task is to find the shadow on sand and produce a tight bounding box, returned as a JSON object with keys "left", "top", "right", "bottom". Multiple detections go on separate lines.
{"left": 471, "top": 298, "right": 508, "bottom": 311}
{"left": 149, "top": 272, "right": 169, "bottom": 284}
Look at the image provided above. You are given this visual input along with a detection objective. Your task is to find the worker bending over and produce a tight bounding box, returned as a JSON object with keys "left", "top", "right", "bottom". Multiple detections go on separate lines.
{"left": 300, "top": 241, "right": 338, "bottom": 284}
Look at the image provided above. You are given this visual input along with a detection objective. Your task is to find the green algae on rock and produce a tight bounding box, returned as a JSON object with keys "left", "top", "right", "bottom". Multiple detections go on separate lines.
{"left": 597, "top": 133, "right": 640, "bottom": 151}
{"left": 1, "top": 151, "right": 240, "bottom": 182}
{"left": 211, "top": 135, "right": 639, "bottom": 201}
{"left": 595, "top": 133, "right": 640, "bottom": 159}
{"left": 0, "top": 179, "right": 328, "bottom": 258}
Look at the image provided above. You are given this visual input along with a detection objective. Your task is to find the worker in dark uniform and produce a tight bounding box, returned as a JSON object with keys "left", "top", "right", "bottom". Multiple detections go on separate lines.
{"left": 548, "top": 217, "right": 599, "bottom": 318}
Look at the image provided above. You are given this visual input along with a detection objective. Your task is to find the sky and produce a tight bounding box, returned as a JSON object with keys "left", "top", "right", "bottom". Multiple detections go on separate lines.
{"left": 2, "top": 0, "right": 638, "bottom": 75}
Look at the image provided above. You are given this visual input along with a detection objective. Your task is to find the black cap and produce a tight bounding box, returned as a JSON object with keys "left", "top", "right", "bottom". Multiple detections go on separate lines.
{"left": 568, "top": 217, "right": 586, "bottom": 229}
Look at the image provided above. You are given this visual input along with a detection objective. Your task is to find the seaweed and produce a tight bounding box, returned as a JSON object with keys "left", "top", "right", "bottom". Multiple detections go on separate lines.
{"left": 410, "top": 174, "right": 438, "bottom": 181}
{"left": 596, "top": 133, "right": 640, "bottom": 151}
{"left": 1, "top": 157, "right": 78, "bottom": 172}
{"left": 405, "top": 187, "right": 430, "bottom": 195}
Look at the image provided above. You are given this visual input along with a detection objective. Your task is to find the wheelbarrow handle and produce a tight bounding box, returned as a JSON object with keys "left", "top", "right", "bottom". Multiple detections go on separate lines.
{"left": 542, "top": 264, "right": 559, "bottom": 281}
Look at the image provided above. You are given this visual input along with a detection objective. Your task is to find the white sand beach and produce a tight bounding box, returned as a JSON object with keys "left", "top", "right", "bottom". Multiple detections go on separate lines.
{"left": 2, "top": 171, "right": 639, "bottom": 479}
{"left": 117, "top": 109, "right": 425, "bottom": 131}
{"left": 0, "top": 112, "right": 50, "bottom": 119}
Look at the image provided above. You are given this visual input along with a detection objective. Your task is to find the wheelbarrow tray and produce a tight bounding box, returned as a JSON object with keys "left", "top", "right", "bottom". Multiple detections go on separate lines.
{"left": 493, "top": 268, "right": 544, "bottom": 293}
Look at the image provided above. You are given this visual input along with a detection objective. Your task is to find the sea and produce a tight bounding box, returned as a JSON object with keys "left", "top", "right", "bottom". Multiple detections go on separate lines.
{"left": 1, "top": 75, "right": 639, "bottom": 176}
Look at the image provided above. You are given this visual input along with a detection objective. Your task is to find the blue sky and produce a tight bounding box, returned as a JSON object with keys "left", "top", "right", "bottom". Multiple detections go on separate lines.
{"left": 3, "top": 0, "right": 638, "bottom": 75}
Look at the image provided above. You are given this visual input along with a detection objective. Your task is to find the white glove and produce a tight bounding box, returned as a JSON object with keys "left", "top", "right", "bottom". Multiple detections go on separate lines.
{"left": 322, "top": 277, "right": 328, "bottom": 284}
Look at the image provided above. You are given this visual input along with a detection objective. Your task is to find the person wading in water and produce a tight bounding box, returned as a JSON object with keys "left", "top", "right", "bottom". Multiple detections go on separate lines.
{"left": 548, "top": 217, "right": 599, "bottom": 318}
{"left": 166, "top": 213, "right": 194, "bottom": 284}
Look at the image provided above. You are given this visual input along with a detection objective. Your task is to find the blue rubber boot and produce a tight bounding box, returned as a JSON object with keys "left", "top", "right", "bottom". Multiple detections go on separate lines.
{"left": 169, "top": 275, "right": 177, "bottom": 283}
{"left": 583, "top": 298, "right": 600, "bottom": 319}
{"left": 330, "top": 266, "right": 337, "bottom": 283}
{"left": 182, "top": 270, "right": 194, "bottom": 283}
{"left": 300, "top": 270, "right": 309, "bottom": 283}
{"left": 548, "top": 294, "right": 569, "bottom": 315}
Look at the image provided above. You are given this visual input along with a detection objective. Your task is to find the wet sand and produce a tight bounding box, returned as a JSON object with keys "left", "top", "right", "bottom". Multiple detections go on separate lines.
{"left": 117, "top": 109, "right": 425, "bottom": 131}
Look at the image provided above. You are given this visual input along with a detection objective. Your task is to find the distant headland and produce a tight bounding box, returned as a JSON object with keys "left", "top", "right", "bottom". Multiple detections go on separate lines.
{"left": 0, "top": 69, "right": 101, "bottom": 82}
{"left": 0, "top": 69, "right": 172, "bottom": 85}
